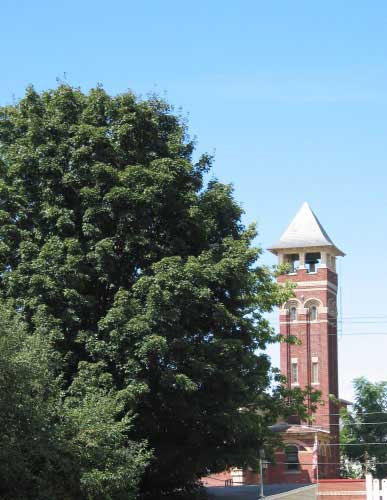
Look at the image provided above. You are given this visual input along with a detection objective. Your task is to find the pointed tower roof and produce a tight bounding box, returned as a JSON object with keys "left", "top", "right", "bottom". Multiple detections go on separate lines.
{"left": 268, "top": 202, "right": 344, "bottom": 256}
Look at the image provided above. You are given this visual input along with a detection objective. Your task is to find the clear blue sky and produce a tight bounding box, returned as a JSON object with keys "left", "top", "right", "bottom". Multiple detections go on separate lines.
{"left": 2, "top": 0, "right": 387, "bottom": 401}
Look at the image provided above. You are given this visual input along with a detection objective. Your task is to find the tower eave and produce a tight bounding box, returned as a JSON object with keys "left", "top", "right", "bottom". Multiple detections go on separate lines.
{"left": 268, "top": 243, "right": 345, "bottom": 257}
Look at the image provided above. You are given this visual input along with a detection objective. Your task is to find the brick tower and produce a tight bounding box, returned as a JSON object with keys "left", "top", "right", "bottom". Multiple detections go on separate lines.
{"left": 268, "top": 202, "right": 345, "bottom": 482}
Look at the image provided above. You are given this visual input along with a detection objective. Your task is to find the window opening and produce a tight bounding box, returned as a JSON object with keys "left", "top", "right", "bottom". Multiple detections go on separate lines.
{"left": 285, "top": 445, "right": 299, "bottom": 471}
{"left": 291, "top": 361, "right": 298, "bottom": 384}
{"left": 312, "top": 361, "right": 319, "bottom": 384}
{"left": 305, "top": 252, "right": 321, "bottom": 273}
{"left": 290, "top": 306, "right": 297, "bottom": 321}
{"left": 285, "top": 254, "right": 299, "bottom": 273}
{"left": 310, "top": 305, "right": 317, "bottom": 321}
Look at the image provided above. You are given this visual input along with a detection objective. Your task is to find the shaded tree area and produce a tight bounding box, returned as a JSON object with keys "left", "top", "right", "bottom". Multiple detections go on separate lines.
{"left": 0, "top": 301, "right": 150, "bottom": 500}
{"left": 0, "top": 85, "right": 312, "bottom": 499}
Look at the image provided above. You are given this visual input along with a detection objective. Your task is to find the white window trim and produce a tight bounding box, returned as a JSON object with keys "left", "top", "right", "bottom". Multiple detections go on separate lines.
{"left": 311, "top": 358, "right": 319, "bottom": 385}
{"left": 291, "top": 359, "right": 299, "bottom": 385}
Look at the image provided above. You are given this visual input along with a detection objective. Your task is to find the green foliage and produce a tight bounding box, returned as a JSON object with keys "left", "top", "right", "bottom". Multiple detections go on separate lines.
{"left": 0, "top": 302, "right": 149, "bottom": 499}
{"left": 0, "top": 302, "right": 70, "bottom": 500}
{"left": 0, "top": 84, "right": 306, "bottom": 498}
{"left": 341, "top": 377, "right": 387, "bottom": 479}
{"left": 63, "top": 361, "right": 151, "bottom": 500}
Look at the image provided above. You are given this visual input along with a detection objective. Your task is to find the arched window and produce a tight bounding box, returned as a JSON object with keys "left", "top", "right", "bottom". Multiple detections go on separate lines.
{"left": 310, "top": 305, "right": 317, "bottom": 321}
{"left": 290, "top": 306, "right": 297, "bottom": 321}
{"left": 285, "top": 445, "right": 299, "bottom": 471}
{"left": 304, "top": 299, "right": 321, "bottom": 321}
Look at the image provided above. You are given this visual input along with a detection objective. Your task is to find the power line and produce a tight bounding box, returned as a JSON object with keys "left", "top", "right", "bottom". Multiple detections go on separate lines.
{"left": 266, "top": 314, "right": 387, "bottom": 320}
{"left": 275, "top": 331, "right": 387, "bottom": 336}
{"left": 339, "top": 258, "right": 343, "bottom": 338}
{"left": 317, "top": 443, "right": 387, "bottom": 447}
{"left": 292, "top": 411, "right": 387, "bottom": 417}
{"left": 271, "top": 318, "right": 387, "bottom": 323}
{"left": 336, "top": 422, "right": 387, "bottom": 426}
{"left": 298, "top": 422, "right": 387, "bottom": 428}
{"left": 270, "top": 313, "right": 387, "bottom": 323}
{"left": 328, "top": 332, "right": 387, "bottom": 336}
{"left": 339, "top": 321, "right": 387, "bottom": 324}
{"left": 274, "top": 321, "right": 387, "bottom": 325}
{"left": 270, "top": 462, "right": 387, "bottom": 466}
{"left": 267, "top": 314, "right": 387, "bottom": 320}
{"left": 334, "top": 332, "right": 387, "bottom": 336}
{"left": 340, "top": 315, "right": 387, "bottom": 320}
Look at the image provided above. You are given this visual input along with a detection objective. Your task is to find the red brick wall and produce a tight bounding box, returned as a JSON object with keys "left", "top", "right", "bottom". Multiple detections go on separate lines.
{"left": 317, "top": 479, "right": 366, "bottom": 499}
{"left": 201, "top": 470, "right": 232, "bottom": 487}
{"left": 278, "top": 266, "right": 340, "bottom": 477}
{"left": 264, "top": 450, "right": 315, "bottom": 484}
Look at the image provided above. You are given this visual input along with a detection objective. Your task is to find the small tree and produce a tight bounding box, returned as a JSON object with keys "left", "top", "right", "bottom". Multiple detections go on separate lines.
{"left": 0, "top": 302, "right": 68, "bottom": 499}
{"left": 0, "top": 301, "right": 150, "bottom": 500}
{"left": 341, "top": 378, "right": 387, "bottom": 479}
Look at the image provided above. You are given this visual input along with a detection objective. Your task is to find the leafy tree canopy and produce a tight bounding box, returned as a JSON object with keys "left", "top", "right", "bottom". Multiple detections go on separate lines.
{"left": 341, "top": 377, "right": 387, "bottom": 479}
{"left": 0, "top": 84, "right": 310, "bottom": 499}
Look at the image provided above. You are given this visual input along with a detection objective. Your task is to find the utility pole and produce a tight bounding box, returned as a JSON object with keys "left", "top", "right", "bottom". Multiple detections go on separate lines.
{"left": 259, "top": 449, "right": 265, "bottom": 499}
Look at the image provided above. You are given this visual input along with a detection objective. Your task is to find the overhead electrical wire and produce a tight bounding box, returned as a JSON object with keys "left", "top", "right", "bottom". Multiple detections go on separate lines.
{"left": 266, "top": 314, "right": 387, "bottom": 320}
{"left": 268, "top": 462, "right": 387, "bottom": 465}
{"left": 293, "top": 422, "right": 387, "bottom": 428}
{"left": 272, "top": 330, "right": 387, "bottom": 336}
{"left": 285, "top": 442, "right": 387, "bottom": 446}
{"left": 315, "top": 411, "right": 387, "bottom": 417}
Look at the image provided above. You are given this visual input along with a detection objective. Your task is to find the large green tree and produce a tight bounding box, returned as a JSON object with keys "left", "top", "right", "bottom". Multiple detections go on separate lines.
{"left": 0, "top": 85, "right": 307, "bottom": 498}
{"left": 341, "top": 378, "right": 387, "bottom": 479}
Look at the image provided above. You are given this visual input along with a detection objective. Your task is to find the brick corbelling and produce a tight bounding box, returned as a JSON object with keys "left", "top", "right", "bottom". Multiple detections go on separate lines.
{"left": 277, "top": 267, "right": 338, "bottom": 286}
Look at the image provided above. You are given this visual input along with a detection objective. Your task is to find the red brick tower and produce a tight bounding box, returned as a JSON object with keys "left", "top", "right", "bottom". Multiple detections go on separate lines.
{"left": 268, "top": 202, "right": 345, "bottom": 481}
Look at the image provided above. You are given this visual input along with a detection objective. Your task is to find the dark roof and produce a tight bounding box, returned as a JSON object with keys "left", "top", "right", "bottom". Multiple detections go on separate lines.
{"left": 270, "top": 422, "right": 330, "bottom": 435}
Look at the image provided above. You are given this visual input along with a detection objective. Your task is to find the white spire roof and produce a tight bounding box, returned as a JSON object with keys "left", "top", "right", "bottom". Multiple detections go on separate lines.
{"left": 268, "top": 202, "right": 344, "bottom": 256}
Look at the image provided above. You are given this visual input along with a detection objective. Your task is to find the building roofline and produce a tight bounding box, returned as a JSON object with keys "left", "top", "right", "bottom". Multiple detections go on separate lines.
{"left": 268, "top": 202, "right": 345, "bottom": 256}
{"left": 270, "top": 423, "right": 331, "bottom": 435}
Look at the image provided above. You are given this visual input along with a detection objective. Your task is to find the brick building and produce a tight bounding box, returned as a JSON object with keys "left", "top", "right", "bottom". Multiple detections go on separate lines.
{"left": 203, "top": 202, "right": 348, "bottom": 489}
{"left": 266, "top": 202, "right": 346, "bottom": 484}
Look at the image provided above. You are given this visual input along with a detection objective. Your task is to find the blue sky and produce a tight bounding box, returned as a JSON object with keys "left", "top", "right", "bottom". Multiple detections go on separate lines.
{"left": 2, "top": 0, "right": 387, "bottom": 401}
